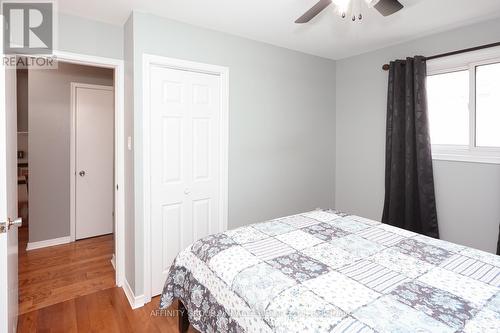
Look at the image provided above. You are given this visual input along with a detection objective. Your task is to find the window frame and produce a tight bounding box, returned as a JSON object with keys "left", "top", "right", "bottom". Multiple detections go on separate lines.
{"left": 427, "top": 46, "right": 500, "bottom": 164}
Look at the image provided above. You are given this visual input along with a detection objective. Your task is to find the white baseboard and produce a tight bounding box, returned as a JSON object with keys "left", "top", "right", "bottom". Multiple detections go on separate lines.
{"left": 26, "top": 236, "right": 71, "bottom": 251}
{"left": 122, "top": 278, "right": 145, "bottom": 309}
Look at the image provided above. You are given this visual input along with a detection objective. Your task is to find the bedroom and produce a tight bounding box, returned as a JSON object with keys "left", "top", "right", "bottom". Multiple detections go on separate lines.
{"left": 0, "top": 0, "right": 499, "bottom": 332}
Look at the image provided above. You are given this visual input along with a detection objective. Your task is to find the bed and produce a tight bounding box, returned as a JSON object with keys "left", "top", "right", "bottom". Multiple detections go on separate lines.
{"left": 160, "top": 209, "right": 500, "bottom": 332}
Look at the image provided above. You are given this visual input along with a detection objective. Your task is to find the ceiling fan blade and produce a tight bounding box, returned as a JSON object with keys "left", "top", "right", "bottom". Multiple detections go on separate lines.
{"left": 373, "top": 0, "right": 404, "bottom": 16}
{"left": 295, "top": 0, "right": 333, "bottom": 24}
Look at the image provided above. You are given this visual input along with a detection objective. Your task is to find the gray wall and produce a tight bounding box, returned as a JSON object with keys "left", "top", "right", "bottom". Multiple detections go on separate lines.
{"left": 123, "top": 15, "right": 136, "bottom": 291}
{"left": 28, "top": 62, "right": 114, "bottom": 243}
{"left": 126, "top": 12, "right": 337, "bottom": 295}
{"left": 17, "top": 69, "right": 28, "bottom": 133}
{"left": 58, "top": 13, "right": 123, "bottom": 59}
{"left": 335, "top": 17, "right": 500, "bottom": 254}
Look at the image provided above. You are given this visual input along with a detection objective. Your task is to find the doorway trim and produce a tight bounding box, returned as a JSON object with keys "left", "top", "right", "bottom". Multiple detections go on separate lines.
{"left": 142, "top": 54, "right": 229, "bottom": 303}
{"left": 70, "top": 82, "right": 114, "bottom": 243}
{"left": 53, "top": 51, "right": 125, "bottom": 288}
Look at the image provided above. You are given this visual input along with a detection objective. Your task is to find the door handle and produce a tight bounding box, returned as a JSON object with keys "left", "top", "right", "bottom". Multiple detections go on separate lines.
{"left": 0, "top": 217, "right": 22, "bottom": 233}
{"left": 79, "top": 170, "right": 86, "bottom": 177}
{"left": 8, "top": 217, "right": 22, "bottom": 229}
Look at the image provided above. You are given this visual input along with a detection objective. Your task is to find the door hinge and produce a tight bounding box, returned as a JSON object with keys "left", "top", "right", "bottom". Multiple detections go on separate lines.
{"left": 116, "top": 184, "right": 119, "bottom": 191}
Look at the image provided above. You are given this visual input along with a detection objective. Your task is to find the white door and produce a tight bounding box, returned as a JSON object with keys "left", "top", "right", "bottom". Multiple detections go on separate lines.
{"left": 0, "top": 47, "right": 19, "bottom": 332}
{"left": 73, "top": 84, "right": 114, "bottom": 240}
{"left": 150, "top": 65, "right": 225, "bottom": 296}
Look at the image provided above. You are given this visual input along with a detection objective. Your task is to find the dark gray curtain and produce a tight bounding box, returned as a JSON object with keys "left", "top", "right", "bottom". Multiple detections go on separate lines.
{"left": 382, "top": 56, "right": 439, "bottom": 239}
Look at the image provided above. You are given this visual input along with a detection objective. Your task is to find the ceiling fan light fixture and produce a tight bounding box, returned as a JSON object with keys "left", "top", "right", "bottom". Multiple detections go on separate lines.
{"left": 333, "top": 0, "right": 351, "bottom": 16}
{"left": 294, "top": 0, "right": 403, "bottom": 24}
{"left": 334, "top": 0, "right": 364, "bottom": 21}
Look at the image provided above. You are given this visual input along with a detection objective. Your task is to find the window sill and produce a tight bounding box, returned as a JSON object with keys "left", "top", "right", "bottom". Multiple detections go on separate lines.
{"left": 432, "top": 153, "right": 500, "bottom": 165}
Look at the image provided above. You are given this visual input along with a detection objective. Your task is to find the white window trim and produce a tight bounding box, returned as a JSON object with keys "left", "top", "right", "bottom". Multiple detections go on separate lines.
{"left": 427, "top": 46, "right": 500, "bottom": 165}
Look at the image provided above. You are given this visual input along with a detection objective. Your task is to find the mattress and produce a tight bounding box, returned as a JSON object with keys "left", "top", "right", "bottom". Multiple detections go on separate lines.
{"left": 160, "top": 209, "right": 500, "bottom": 332}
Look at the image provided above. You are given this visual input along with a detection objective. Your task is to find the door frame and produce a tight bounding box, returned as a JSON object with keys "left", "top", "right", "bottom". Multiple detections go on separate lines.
{"left": 0, "top": 15, "right": 19, "bottom": 331}
{"left": 54, "top": 51, "right": 125, "bottom": 288}
{"left": 70, "top": 82, "right": 114, "bottom": 242}
{"left": 142, "top": 54, "right": 229, "bottom": 303}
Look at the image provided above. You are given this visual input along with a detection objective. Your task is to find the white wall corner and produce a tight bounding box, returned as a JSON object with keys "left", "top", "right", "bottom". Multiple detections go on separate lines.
{"left": 26, "top": 236, "right": 71, "bottom": 251}
{"left": 122, "top": 278, "right": 145, "bottom": 310}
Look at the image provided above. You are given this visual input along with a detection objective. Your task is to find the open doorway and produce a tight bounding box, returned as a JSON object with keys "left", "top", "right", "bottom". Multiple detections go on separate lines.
{"left": 16, "top": 60, "right": 119, "bottom": 314}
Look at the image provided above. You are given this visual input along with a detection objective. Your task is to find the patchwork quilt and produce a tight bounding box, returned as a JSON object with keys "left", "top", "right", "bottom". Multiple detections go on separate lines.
{"left": 160, "top": 209, "right": 500, "bottom": 332}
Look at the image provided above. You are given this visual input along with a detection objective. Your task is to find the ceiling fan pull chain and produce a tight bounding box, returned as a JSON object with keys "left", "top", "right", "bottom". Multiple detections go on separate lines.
{"left": 294, "top": 0, "right": 403, "bottom": 24}
{"left": 354, "top": 0, "right": 363, "bottom": 21}
{"left": 354, "top": 0, "right": 358, "bottom": 21}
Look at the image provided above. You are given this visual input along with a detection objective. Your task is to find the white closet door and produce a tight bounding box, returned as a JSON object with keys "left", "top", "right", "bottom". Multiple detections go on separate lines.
{"left": 150, "top": 65, "right": 223, "bottom": 296}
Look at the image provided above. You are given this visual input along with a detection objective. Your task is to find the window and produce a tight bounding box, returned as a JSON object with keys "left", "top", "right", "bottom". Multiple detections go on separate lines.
{"left": 476, "top": 62, "right": 500, "bottom": 148}
{"left": 426, "top": 47, "right": 500, "bottom": 164}
{"left": 427, "top": 70, "right": 469, "bottom": 146}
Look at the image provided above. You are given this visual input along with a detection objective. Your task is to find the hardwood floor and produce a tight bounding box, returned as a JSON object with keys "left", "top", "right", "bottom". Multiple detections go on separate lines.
{"left": 17, "top": 288, "right": 196, "bottom": 333}
{"left": 17, "top": 227, "right": 197, "bottom": 332}
{"left": 18, "top": 227, "right": 116, "bottom": 314}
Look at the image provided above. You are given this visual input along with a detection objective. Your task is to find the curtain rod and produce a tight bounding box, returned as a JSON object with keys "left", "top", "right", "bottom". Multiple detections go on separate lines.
{"left": 381, "top": 41, "right": 500, "bottom": 71}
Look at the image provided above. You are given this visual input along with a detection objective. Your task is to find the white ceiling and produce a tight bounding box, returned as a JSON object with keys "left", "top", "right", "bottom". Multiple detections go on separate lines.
{"left": 58, "top": 0, "right": 500, "bottom": 59}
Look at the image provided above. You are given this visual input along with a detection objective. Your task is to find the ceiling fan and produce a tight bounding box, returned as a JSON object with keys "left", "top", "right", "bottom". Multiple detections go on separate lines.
{"left": 295, "top": 0, "right": 404, "bottom": 23}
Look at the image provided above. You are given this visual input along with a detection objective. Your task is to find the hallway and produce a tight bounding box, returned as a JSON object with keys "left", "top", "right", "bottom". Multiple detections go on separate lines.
{"left": 18, "top": 227, "right": 115, "bottom": 314}
{"left": 16, "top": 227, "right": 196, "bottom": 332}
